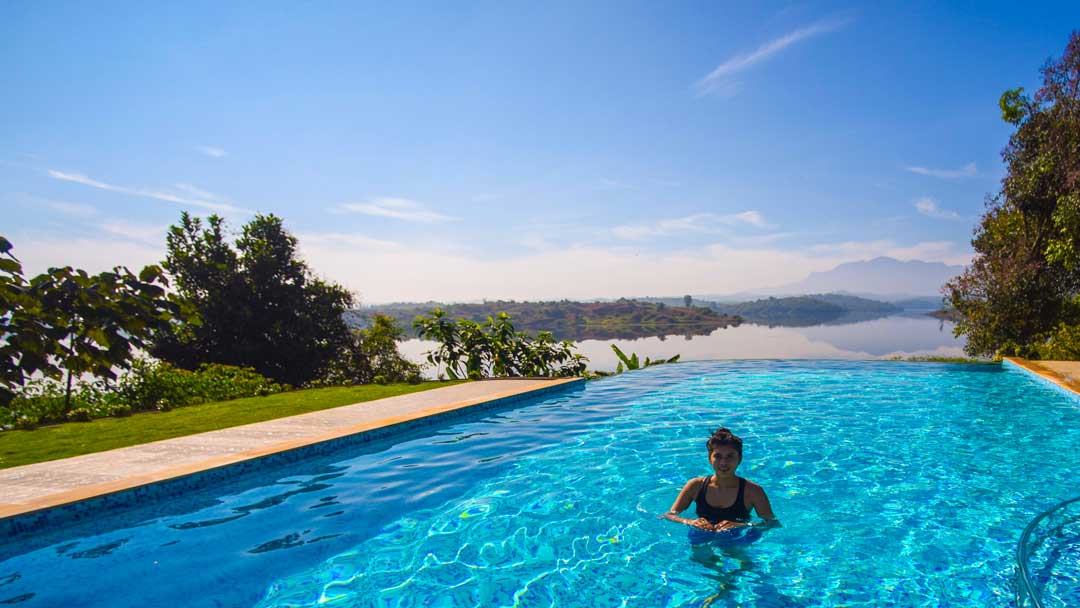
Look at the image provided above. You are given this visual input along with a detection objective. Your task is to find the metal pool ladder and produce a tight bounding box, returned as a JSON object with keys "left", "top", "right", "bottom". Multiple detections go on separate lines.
{"left": 1016, "top": 494, "right": 1080, "bottom": 607}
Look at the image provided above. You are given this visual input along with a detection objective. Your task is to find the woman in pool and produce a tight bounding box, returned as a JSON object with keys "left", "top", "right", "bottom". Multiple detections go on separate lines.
{"left": 663, "top": 427, "right": 778, "bottom": 541}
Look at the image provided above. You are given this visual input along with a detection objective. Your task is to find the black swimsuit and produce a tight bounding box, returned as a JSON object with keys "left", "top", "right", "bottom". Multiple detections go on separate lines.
{"left": 694, "top": 475, "right": 750, "bottom": 524}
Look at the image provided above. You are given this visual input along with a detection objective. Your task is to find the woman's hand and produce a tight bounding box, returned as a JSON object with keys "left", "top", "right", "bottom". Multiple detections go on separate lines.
{"left": 688, "top": 517, "right": 715, "bottom": 530}
{"left": 712, "top": 520, "right": 747, "bottom": 532}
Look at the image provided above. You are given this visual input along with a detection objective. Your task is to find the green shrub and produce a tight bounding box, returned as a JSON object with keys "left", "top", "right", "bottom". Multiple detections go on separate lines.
{"left": 113, "top": 360, "right": 283, "bottom": 412}
{"left": 109, "top": 404, "right": 132, "bottom": 417}
{"left": 318, "top": 314, "right": 423, "bottom": 386}
{"left": 1, "top": 359, "right": 285, "bottom": 430}
{"left": 413, "top": 310, "right": 587, "bottom": 379}
{"left": 66, "top": 408, "right": 93, "bottom": 422}
{"left": 1035, "top": 323, "right": 1080, "bottom": 360}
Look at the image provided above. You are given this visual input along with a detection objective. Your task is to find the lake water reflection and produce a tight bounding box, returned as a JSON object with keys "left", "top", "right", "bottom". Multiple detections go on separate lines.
{"left": 399, "top": 313, "right": 967, "bottom": 375}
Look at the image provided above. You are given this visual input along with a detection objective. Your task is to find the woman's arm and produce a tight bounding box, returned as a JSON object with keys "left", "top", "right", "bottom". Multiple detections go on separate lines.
{"left": 747, "top": 482, "right": 780, "bottom": 527}
{"left": 661, "top": 478, "right": 713, "bottom": 529}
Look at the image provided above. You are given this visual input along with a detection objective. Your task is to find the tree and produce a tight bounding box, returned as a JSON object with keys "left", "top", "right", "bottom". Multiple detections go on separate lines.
{"left": 413, "top": 310, "right": 587, "bottom": 379}
{"left": 152, "top": 213, "right": 354, "bottom": 386}
{"left": 321, "top": 314, "right": 421, "bottom": 385}
{"left": 0, "top": 236, "right": 179, "bottom": 411}
{"left": 684, "top": 295, "right": 693, "bottom": 308}
{"left": 946, "top": 32, "right": 1080, "bottom": 357}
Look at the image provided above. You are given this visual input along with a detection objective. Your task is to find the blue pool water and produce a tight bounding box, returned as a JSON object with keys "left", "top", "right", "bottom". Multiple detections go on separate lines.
{"left": 2, "top": 361, "right": 1079, "bottom": 607}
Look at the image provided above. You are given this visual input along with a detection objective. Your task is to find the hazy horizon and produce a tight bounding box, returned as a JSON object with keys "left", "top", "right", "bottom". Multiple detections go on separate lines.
{"left": 6, "top": 3, "right": 1078, "bottom": 302}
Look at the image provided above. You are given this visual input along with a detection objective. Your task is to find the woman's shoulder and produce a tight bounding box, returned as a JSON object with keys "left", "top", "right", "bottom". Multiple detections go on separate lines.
{"left": 741, "top": 478, "right": 768, "bottom": 495}
{"left": 681, "top": 476, "right": 709, "bottom": 489}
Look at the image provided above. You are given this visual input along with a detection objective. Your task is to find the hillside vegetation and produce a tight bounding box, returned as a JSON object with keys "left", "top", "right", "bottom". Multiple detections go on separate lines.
{"left": 360, "top": 300, "right": 741, "bottom": 341}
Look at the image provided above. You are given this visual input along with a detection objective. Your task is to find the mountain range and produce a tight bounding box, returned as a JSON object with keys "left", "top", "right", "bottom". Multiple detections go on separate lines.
{"left": 708, "top": 257, "right": 965, "bottom": 301}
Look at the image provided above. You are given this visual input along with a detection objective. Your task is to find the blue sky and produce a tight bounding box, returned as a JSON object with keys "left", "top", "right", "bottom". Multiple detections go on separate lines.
{"left": 3, "top": 2, "right": 1078, "bottom": 302}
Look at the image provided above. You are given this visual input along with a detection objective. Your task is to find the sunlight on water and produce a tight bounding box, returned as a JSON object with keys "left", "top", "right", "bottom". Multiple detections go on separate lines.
{"left": 3, "top": 361, "right": 1073, "bottom": 608}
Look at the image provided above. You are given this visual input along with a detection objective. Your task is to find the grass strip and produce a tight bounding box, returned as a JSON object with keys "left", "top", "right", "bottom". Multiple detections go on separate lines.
{"left": 0, "top": 381, "right": 461, "bottom": 469}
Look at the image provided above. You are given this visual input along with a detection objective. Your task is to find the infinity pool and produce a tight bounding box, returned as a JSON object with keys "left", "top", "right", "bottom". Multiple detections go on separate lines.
{"left": 2, "top": 361, "right": 1078, "bottom": 607}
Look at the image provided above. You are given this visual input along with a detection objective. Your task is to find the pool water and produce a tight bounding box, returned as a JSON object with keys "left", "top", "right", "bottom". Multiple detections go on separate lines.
{"left": 2, "top": 361, "right": 1079, "bottom": 607}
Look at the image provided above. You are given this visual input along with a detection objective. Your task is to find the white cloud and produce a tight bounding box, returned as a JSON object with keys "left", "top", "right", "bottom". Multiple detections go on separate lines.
{"left": 199, "top": 146, "right": 226, "bottom": 158}
{"left": 809, "top": 239, "right": 971, "bottom": 266}
{"left": 11, "top": 226, "right": 972, "bottom": 304}
{"left": 612, "top": 211, "right": 773, "bottom": 240}
{"left": 696, "top": 18, "right": 851, "bottom": 96}
{"left": 296, "top": 231, "right": 971, "bottom": 302}
{"left": 913, "top": 197, "right": 960, "bottom": 220}
{"left": 101, "top": 220, "right": 169, "bottom": 245}
{"left": 13, "top": 235, "right": 165, "bottom": 276}
{"left": 336, "top": 197, "right": 456, "bottom": 223}
{"left": 47, "top": 169, "right": 251, "bottom": 214}
{"left": 295, "top": 232, "right": 401, "bottom": 250}
{"left": 905, "top": 163, "right": 976, "bottom": 179}
{"left": 174, "top": 183, "right": 224, "bottom": 201}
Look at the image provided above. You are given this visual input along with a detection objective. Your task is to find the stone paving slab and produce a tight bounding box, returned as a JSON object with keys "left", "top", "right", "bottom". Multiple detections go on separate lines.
{"left": 1006, "top": 357, "right": 1080, "bottom": 396}
{"left": 0, "top": 378, "right": 580, "bottom": 519}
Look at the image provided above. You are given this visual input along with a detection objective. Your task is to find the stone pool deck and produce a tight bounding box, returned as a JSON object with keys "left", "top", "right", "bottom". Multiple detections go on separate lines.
{"left": 0, "top": 377, "right": 581, "bottom": 521}
{"left": 1005, "top": 357, "right": 1080, "bottom": 396}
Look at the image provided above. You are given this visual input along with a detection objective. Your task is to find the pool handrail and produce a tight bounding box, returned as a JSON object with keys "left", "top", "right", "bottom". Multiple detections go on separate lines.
{"left": 1015, "top": 493, "right": 1080, "bottom": 607}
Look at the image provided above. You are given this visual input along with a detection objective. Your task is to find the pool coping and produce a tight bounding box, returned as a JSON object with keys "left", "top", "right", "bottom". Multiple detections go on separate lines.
{"left": 0, "top": 377, "right": 583, "bottom": 532}
{"left": 1002, "top": 357, "right": 1080, "bottom": 404}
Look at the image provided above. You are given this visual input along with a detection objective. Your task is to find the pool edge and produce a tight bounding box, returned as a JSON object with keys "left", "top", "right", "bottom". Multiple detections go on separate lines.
{"left": 0, "top": 377, "right": 584, "bottom": 534}
{"left": 1002, "top": 357, "right": 1080, "bottom": 404}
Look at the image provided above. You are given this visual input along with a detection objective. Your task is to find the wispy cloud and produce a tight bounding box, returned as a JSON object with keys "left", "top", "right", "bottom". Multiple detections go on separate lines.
{"left": 905, "top": 163, "right": 976, "bottom": 179}
{"left": 336, "top": 197, "right": 456, "bottom": 223}
{"left": 612, "top": 211, "right": 773, "bottom": 240}
{"left": 101, "top": 220, "right": 168, "bottom": 245}
{"left": 695, "top": 18, "right": 851, "bottom": 97}
{"left": 913, "top": 197, "right": 960, "bottom": 220}
{"left": 297, "top": 232, "right": 401, "bottom": 250}
{"left": 199, "top": 146, "right": 226, "bottom": 158}
{"left": 47, "top": 170, "right": 250, "bottom": 214}
{"left": 809, "top": 239, "right": 970, "bottom": 266}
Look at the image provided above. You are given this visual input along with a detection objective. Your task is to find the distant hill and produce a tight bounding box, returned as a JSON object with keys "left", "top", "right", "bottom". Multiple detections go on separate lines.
{"left": 355, "top": 299, "right": 741, "bottom": 341}
{"left": 710, "top": 257, "right": 966, "bottom": 300}
{"left": 706, "top": 294, "right": 902, "bottom": 327}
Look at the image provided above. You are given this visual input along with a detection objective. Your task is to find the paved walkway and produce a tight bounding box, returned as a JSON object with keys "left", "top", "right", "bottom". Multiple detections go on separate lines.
{"left": 0, "top": 378, "right": 581, "bottom": 519}
{"left": 1006, "top": 357, "right": 1080, "bottom": 395}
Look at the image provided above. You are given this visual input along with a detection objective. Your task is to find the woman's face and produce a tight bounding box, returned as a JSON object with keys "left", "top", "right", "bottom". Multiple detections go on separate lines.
{"left": 709, "top": 446, "right": 741, "bottom": 477}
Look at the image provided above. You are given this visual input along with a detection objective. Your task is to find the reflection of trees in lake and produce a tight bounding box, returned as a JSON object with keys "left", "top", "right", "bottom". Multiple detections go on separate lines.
{"left": 355, "top": 300, "right": 742, "bottom": 341}
{"left": 521, "top": 319, "right": 741, "bottom": 341}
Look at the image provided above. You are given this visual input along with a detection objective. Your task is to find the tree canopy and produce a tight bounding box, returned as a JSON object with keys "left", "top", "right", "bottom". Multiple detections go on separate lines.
{"left": 152, "top": 213, "right": 354, "bottom": 386}
{"left": 947, "top": 32, "right": 1080, "bottom": 357}
{"left": 0, "top": 236, "right": 178, "bottom": 409}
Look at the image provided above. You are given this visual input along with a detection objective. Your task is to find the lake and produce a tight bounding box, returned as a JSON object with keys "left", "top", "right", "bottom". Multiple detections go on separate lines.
{"left": 398, "top": 313, "right": 967, "bottom": 376}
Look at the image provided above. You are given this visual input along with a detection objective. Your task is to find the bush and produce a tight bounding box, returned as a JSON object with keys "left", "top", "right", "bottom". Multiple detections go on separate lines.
{"left": 115, "top": 360, "right": 284, "bottom": 411}
{"left": 413, "top": 310, "right": 588, "bottom": 379}
{"left": 66, "top": 408, "right": 93, "bottom": 422}
{"left": 1, "top": 359, "right": 285, "bottom": 430}
{"left": 109, "top": 404, "right": 132, "bottom": 417}
{"left": 996, "top": 324, "right": 1080, "bottom": 361}
{"left": 1035, "top": 323, "right": 1080, "bottom": 360}
{"left": 317, "top": 314, "right": 423, "bottom": 386}
{"left": 0, "top": 379, "right": 115, "bottom": 428}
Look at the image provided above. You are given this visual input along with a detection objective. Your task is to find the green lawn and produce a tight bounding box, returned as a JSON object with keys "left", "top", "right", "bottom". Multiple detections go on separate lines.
{"left": 0, "top": 381, "right": 461, "bottom": 469}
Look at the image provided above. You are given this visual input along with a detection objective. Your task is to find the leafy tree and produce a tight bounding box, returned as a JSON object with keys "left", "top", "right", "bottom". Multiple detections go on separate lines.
{"left": 684, "top": 295, "right": 693, "bottom": 308}
{"left": 414, "top": 310, "right": 587, "bottom": 379}
{"left": 0, "top": 236, "right": 178, "bottom": 411}
{"left": 946, "top": 32, "right": 1080, "bottom": 356}
{"left": 152, "top": 213, "right": 354, "bottom": 386}
{"left": 320, "top": 314, "right": 421, "bottom": 385}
